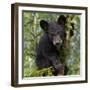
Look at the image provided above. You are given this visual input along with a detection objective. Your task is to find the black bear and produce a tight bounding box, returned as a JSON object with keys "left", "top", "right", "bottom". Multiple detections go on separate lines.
{"left": 36, "top": 15, "right": 68, "bottom": 76}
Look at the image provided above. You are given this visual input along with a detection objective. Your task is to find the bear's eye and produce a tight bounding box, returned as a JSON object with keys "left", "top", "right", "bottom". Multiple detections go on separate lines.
{"left": 56, "top": 31, "right": 61, "bottom": 34}
{"left": 50, "top": 32, "right": 55, "bottom": 36}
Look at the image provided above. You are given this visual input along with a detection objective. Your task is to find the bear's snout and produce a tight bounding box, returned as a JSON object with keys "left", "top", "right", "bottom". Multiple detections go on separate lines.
{"left": 53, "top": 35, "right": 62, "bottom": 47}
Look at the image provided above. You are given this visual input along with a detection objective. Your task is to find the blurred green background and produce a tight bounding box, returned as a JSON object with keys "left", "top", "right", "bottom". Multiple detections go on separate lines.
{"left": 23, "top": 11, "right": 80, "bottom": 77}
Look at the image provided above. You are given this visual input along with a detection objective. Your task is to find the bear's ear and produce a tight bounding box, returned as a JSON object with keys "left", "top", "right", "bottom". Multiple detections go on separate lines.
{"left": 57, "top": 15, "right": 66, "bottom": 26}
{"left": 40, "top": 20, "right": 49, "bottom": 32}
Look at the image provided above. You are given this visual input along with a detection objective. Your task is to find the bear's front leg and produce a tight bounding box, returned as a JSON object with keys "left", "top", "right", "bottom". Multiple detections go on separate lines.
{"left": 48, "top": 56, "right": 65, "bottom": 75}
{"left": 55, "top": 64, "right": 65, "bottom": 75}
{"left": 52, "top": 63, "right": 65, "bottom": 75}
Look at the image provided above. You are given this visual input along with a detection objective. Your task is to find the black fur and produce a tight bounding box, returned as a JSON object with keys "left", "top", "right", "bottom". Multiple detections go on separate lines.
{"left": 36, "top": 15, "right": 68, "bottom": 75}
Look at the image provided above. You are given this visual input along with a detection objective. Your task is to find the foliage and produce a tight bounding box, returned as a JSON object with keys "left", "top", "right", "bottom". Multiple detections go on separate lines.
{"left": 23, "top": 11, "right": 80, "bottom": 77}
{"left": 30, "top": 67, "right": 54, "bottom": 77}
{"left": 65, "top": 15, "right": 80, "bottom": 75}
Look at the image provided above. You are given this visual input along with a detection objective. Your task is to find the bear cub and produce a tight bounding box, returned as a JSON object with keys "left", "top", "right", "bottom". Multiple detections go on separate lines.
{"left": 36, "top": 15, "right": 68, "bottom": 76}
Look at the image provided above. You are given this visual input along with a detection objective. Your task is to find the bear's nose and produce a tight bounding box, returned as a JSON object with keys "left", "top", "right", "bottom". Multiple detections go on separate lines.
{"left": 56, "top": 40, "right": 62, "bottom": 45}
{"left": 56, "top": 42, "right": 60, "bottom": 46}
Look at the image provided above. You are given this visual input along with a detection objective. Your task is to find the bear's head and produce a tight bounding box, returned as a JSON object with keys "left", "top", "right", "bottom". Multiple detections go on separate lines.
{"left": 40, "top": 15, "right": 67, "bottom": 49}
